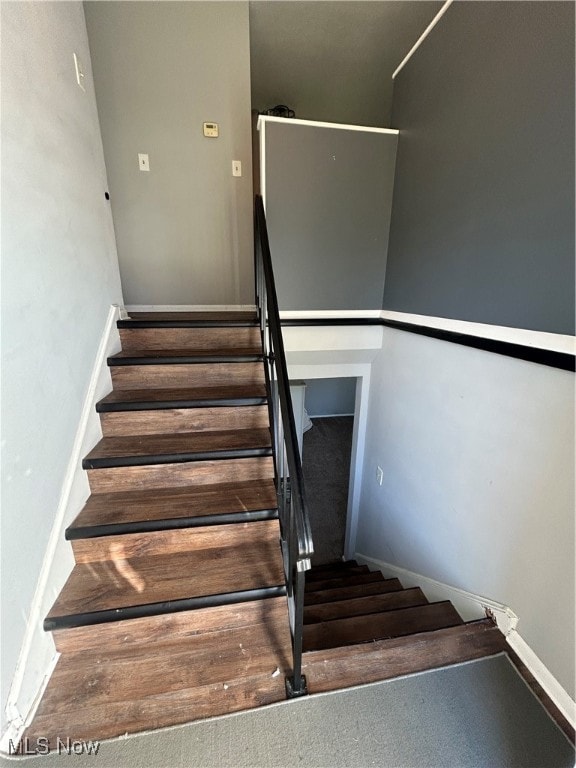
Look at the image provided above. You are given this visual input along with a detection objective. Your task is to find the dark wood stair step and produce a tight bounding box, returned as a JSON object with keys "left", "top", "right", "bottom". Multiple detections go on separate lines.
{"left": 305, "top": 570, "right": 384, "bottom": 593}
{"left": 45, "top": 537, "right": 285, "bottom": 630}
{"left": 120, "top": 310, "right": 258, "bottom": 326}
{"left": 303, "top": 619, "right": 507, "bottom": 694}
{"left": 304, "top": 578, "right": 404, "bottom": 605}
{"left": 67, "top": 479, "right": 278, "bottom": 539}
{"left": 108, "top": 347, "right": 263, "bottom": 365}
{"left": 307, "top": 564, "right": 369, "bottom": 582}
{"left": 82, "top": 429, "right": 272, "bottom": 469}
{"left": 303, "top": 601, "right": 464, "bottom": 652}
{"left": 97, "top": 384, "right": 268, "bottom": 412}
{"left": 304, "top": 587, "right": 429, "bottom": 624}
{"left": 307, "top": 560, "right": 359, "bottom": 577}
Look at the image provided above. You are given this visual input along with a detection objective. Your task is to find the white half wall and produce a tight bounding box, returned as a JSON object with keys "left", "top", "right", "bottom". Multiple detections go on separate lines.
{"left": 1, "top": 1, "right": 123, "bottom": 736}
{"left": 355, "top": 326, "right": 575, "bottom": 699}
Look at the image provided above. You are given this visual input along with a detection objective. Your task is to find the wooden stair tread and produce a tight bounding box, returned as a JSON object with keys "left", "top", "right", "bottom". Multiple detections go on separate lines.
{"left": 110, "top": 346, "right": 262, "bottom": 361}
{"left": 83, "top": 429, "right": 272, "bottom": 466}
{"left": 98, "top": 383, "right": 267, "bottom": 409}
{"left": 69, "top": 479, "right": 278, "bottom": 533}
{"left": 46, "top": 538, "right": 284, "bottom": 622}
{"left": 304, "top": 578, "right": 404, "bottom": 605}
{"left": 304, "top": 587, "right": 428, "bottom": 624}
{"left": 28, "top": 618, "right": 289, "bottom": 743}
{"left": 305, "top": 571, "right": 384, "bottom": 593}
{"left": 303, "top": 620, "right": 507, "bottom": 694}
{"left": 306, "top": 564, "right": 369, "bottom": 582}
{"left": 126, "top": 311, "right": 257, "bottom": 322}
{"left": 303, "top": 601, "right": 464, "bottom": 652}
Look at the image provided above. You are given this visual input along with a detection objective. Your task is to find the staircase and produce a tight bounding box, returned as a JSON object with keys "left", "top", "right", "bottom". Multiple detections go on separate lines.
{"left": 28, "top": 311, "right": 294, "bottom": 744}
{"left": 20, "top": 200, "right": 511, "bottom": 749}
{"left": 300, "top": 561, "right": 506, "bottom": 695}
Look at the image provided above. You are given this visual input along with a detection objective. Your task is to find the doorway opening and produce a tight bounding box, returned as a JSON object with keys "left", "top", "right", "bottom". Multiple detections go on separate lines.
{"left": 301, "top": 377, "right": 356, "bottom": 566}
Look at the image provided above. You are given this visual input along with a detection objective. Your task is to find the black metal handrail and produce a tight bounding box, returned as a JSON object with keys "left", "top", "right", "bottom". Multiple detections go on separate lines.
{"left": 254, "top": 195, "right": 313, "bottom": 697}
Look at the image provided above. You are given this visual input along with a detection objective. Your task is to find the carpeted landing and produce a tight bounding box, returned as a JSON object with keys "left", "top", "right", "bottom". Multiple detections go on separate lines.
{"left": 4, "top": 653, "right": 573, "bottom": 767}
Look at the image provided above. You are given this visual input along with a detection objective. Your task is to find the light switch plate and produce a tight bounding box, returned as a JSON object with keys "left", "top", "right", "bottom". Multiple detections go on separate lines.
{"left": 138, "top": 153, "right": 150, "bottom": 172}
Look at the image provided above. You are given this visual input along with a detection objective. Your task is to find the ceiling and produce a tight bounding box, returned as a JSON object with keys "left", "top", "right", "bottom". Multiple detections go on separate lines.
{"left": 249, "top": 1, "right": 442, "bottom": 127}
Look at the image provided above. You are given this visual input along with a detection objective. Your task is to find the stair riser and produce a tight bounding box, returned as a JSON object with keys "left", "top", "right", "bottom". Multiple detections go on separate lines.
{"left": 303, "top": 602, "right": 464, "bottom": 652}
{"left": 87, "top": 456, "right": 275, "bottom": 493}
{"left": 52, "top": 597, "right": 288, "bottom": 654}
{"left": 119, "top": 327, "right": 260, "bottom": 351}
{"left": 304, "top": 588, "right": 428, "bottom": 624}
{"left": 100, "top": 406, "right": 269, "bottom": 436}
{"left": 72, "top": 520, "right": 280, "bottom": 563}
{"left": 110, "top": 363, "right": 264, "bottom": 390}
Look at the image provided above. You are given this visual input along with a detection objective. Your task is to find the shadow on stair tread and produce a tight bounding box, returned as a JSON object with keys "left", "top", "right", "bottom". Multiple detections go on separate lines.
{"left": 45, "top": 536, "right": 285, "bottom": 629}
{"left": 305, "top": 570, "right": 385, "bottom": 593}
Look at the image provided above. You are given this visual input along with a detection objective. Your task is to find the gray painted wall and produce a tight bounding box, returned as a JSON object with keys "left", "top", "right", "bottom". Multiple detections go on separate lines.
{"left": 1, "top": 1, "right": 123, "bottom": 729}
{"left": 357, "top": 328, "right": 574, "bottom": 699}
{"left": 305, "top": 378, "right": 356, "bottom": 418}
{"left": 264, "top": 120, "right": 397, "bottom": 310}
{"left": 250, "top": 1, "right": 441, "bottom": 127}
{"left": 84, "top": 2, "right": 254, "bottom": 306}
{"left": 384, "top": 2, "right": 575, "bottom": 334}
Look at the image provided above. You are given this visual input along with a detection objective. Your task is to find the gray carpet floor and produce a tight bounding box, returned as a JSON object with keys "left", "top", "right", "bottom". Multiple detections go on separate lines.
{"left": 3, "top": 654, "right": 573, "bottom": 768}
{"left": 303, "top": 416, "right": 353, "bottom": 566}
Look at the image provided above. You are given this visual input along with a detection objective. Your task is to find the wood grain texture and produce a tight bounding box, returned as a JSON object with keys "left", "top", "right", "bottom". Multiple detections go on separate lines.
{"left": 110, "top": 346, "right": 262, "bottom": 359}
{"left": 27, "top": 675, "right": 286, "bottom": 746}
{"left": 47, "top": 538, "right": 284, "bottom": 619}
{"left": 303, "top": 620, "right": 507, "bottom": 694}
{"left": 98, "top": 383, "right": 268, "bottom": 407}
{"left": 304, "top": 578, "right": 404, "bottom": 605}
{"left": 303, "top": 602, "right": 464, "bottom": 652}
{"left": 84, "top": 429, "right": 272, "bottom": 462}
{"left": 100, "top": 406, "right": 269, "bottom": 436}
{"left": 305, "top": 571, "right": 384, "bottom": 593}
{"left": 87, "top": 457, "right": 274, "bottom": 493}
{"left": 110, "top": 362, "right": 264, "bottom": 389}
{"left": 70, "top": 479, "right": 278, "bottom": 531}
{"left": 27, "top": 618, "right": 289, "bottom": 745}
{"left": 120, "top": 326, "right": 260, "bottom": 351}
{"left": 72, "top": 519, "right": 280, "bottom": 563}
{"left": 52, "top": 596, "right": 288, "bottom": 654}
{"left": 126, "top": 311, "right": 257, "bottom": 322}
{"left": 304, "top": 588, "right": 428, "bottom": 624}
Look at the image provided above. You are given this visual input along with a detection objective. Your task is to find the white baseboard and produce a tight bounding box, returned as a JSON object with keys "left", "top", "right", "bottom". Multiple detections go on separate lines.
{"left": 125, "top": 304, "right": 256, "bottom": 313}
{"left": 355, "top": 553, "right": 575, "bottom": 728}
{"left": 1, "top": 305, "right": 121, "bottom": 754}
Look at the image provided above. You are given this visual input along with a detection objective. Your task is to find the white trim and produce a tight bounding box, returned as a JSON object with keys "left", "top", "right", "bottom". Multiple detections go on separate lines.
{"left": 307, "top": 412, "right": 355, "bottom": 419}
{"left": 380, "top": 310, "right": 576, "bottom": 356}
{"left": 124, "top": 304, "right": 257, "bottom": 313}
{"left": 1, "top": 305, "right": 121, "bottom": 751}
{"left": 355, "top": 554, "right": 575, "bottom": 728}
{"left": 507, "top": 631, "right": 576, "bottom": 728}
{"left": 392, "top": 0, "right": 454, "bottom": 80}
{"left": 259, "top": 117, "right": 266, "bottom": 210}
{"left": 257, "top": 115, "right": 399, "bottom": 136}
{"left": 280, "top": 309, "right": 381, "bottom": 321}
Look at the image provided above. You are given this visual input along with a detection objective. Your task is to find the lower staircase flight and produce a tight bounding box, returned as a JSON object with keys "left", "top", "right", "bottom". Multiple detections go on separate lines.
{"left": 21, "top": 309, "right": 507, "bottom": 748}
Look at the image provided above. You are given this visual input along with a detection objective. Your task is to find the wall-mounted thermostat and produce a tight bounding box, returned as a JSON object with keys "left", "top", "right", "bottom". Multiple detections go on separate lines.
{"left": 203, "top": 122, "right": 219, "bottom": 138}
